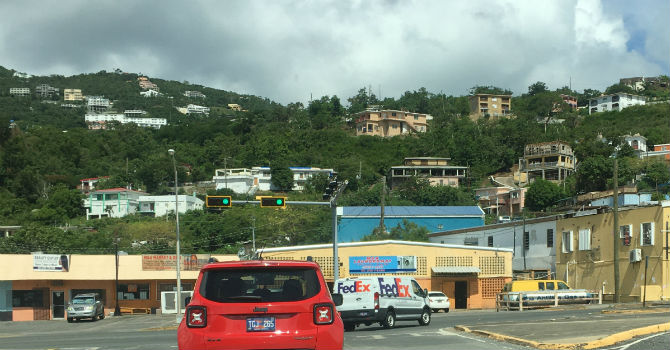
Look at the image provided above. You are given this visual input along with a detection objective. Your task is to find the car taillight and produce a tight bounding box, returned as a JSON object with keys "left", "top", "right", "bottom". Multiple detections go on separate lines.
{"left": 374, "top": 292, "right": 380, "bottom": 310}
{"left": 313, "top": 303, "right": 334, "bottom": 325}
{"left": 186, "top": 306, "right": 207, "bottom": 328}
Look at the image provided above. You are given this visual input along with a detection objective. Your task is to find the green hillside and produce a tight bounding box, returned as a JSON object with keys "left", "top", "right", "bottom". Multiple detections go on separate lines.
{"left": 0, "top": 66, "right": 668, "bottom": 254}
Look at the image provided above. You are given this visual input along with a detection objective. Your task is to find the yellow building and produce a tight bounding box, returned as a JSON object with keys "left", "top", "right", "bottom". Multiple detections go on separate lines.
{"left": 517, "top": 141, "right": 576, "bottom": 185}
{"left": 555, "top": 203, "right": 670, "bottom": 302}
{"left": 63, "top": 89, "right": 83, "bottom": 101}
{"left": 468, "top": 94, "right": 512, "bottom": 121}
{"left": 260, "top": 240, "right": 513, "bottom": 310}
{"left": 354, "top": 108, "right": 430, "bottom": 137}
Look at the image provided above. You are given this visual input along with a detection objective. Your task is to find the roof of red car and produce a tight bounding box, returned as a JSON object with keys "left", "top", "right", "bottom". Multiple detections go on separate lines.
{"left": 202, "top": 259, "right": 319, "bottom": 270}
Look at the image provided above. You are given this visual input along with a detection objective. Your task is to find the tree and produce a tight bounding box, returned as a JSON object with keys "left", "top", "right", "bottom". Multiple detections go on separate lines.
{"left": 576, "top": 156, "right": 612, "bottom": 192}
{"left": 527, "top": 81, "right": 548, "bottom": 96}
{"left": 361, "top": 219, "right": 429, "bottom": 242}
{"left": 525, "top": 179, "right": 564, "bottom": 212}
{"left": 643, "top": 162, "right": 670, "bottom": 191}
{"left": 605, "top": 83, "right": 635, "bottom": 95}
{"left": 271, "top": 164, "right": 294, "bottom": 191}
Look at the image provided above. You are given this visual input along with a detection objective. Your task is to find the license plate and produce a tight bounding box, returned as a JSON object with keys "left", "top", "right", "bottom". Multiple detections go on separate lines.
{"left": 246, "top": 317, "right": 275, "bottom": 332}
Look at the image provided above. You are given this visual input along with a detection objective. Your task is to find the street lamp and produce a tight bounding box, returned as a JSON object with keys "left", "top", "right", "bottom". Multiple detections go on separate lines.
{"left": 168, "top": 149, "right": 182, "bottom": 323}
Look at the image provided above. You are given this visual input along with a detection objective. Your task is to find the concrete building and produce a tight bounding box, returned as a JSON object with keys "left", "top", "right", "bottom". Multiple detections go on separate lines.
{"left": 186, "top": 104, "right": 210, "bottom": 115}
{"left": 213, "top": 166, "right": 335, "bottom": 193}
{"left": 588, "top": 93, "right": 646, "bottom": 115}
{"left": 138, "top": 194, "right": 204, "bottom": 217}
{"left": 0, "top": 253, "right": 237, "bottom": 321}
{"left": 138, "top": 78, "right": 159, "bottom": 91}
{"left": 124, "top": 110, "right": 148, "bottom": 118}
{"left": 642, "top": 143, "right": 670, "bottom": 161}
{"left": 228, "top": 103, "right": 243, "bottom": 111}
{"left": 468, "top": 94, "right": 512, "bottom": 120}
{"left": 63, "top": 89, "right": 83, "bottom": 101}
{"left": 260, "top": 240, "right": 513, "bottom": 310}
{"left": 84, "top": 188, "right": 147, "bottom": 219}
{"left": 354, "top": 107, "right": 431, "bottom": 137}
{"left": 517, "top": 141, "right": 576, "bottom": 185}
{"left": 389, "top": 157, "right": 467, "bottom": 189}
{"left": 35, "top": 84, "right": 59, "bottom": 98}
{"left": 86, "top": 96, "right": 111, "bottom": 113}
{"left": 475, "top": 186, "right": 526, "bottom": 217}
{"left": 336, "top": 206, "right": 485, "bottom": 243}
{"left": 79, "top": 176, "right": 109, "bottom": 193}
{"left": 140, "top": 89, "right": 162, "bottom": 97}
{"left": 183, "top": 91, "right": 206, "bottom": 98}
{"left": 555, "top": 203, "right": 670, "bottom": 302}
{"left": 9, "top": 88, "right": 30, "bottom": 97}
{"left": 84, "top": 113, "right": 167, "bottom": 129}
{"left": 620, "top": 76, "right": 669, "bottom": 91}
{"left": 428, "top": 216, "right": 559, "bottom": 279}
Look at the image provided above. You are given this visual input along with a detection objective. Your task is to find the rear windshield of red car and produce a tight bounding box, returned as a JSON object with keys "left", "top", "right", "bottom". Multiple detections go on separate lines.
{"left": 199, "top": 267, "right": 321, "bottom": 303}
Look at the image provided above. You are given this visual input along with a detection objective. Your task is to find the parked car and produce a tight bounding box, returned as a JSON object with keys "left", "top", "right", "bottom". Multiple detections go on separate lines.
{"left": 333, "top": 276, "right": 431, "bottom": 331}
{"left": 427, "top": 291, "right": 450, "bottom": 313}
{"left": 178, "top": 260, "right": 343, "bottom": 350}
{"left": 67, "top": 293, "right": 105, "bottom": 322}
{"left": 500, "top": 280, "right": 594, "bottom": 307}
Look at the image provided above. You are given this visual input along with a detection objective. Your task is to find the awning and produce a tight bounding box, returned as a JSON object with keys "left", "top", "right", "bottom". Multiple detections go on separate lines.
{"left": 431, "top": 266, "right": 481, "bottom": 274}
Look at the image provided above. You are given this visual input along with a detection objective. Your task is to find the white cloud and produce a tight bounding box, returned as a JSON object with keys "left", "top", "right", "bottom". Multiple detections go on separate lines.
{"left": 0, "top": 0, "right": 666, "bottom": 104}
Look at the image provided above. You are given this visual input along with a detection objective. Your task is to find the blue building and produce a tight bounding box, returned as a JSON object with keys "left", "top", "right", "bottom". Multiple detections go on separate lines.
{"left": 336, "top": 206, "right": 485, "bottom": 242}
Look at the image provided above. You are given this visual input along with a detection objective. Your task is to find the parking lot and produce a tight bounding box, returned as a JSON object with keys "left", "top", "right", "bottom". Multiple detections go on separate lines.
{"left": 0, "top": 304, "right": 668, "bottom": 350}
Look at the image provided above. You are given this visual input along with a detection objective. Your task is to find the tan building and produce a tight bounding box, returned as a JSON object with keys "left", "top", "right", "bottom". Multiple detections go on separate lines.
{"left": 468, "top": 94, "right": 512, "bottom": 121}
{"left": 261, "top": 240, "right": 513, "bottom": 310}
{"left": 389, "top": 157, "right": 467, "bottom": 189}
{"left": 555, "top": 203, "right": 670, "bottom": 302}
{"left": 517, "top": 141, "right": 575, "bottom": 185}
{"left": 63, "top": 89, "right": 83, "bottom": 101}
{"left": 355, "top": 107, "right": 430, "bottom": 137}
{"left": 0, "top": 254, "right": 236, "bottom": 321}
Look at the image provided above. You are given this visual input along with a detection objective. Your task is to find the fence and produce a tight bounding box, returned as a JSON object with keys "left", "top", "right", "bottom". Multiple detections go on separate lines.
{"left": 496, "top": 290, "right": 602, "bottom": 311}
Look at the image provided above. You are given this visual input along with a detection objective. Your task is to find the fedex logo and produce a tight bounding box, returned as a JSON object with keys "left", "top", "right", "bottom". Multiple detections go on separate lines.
{"left": 337, "top": 280, "right": 371, "bottom": 294}
{"left": 378, "top": 278, "right": 410, "bottom": 297}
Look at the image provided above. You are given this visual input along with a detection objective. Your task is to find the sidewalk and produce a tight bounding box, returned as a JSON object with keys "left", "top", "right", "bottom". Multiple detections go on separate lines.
{"left": 454, "top": 304, "right": 670, "bottom": 349}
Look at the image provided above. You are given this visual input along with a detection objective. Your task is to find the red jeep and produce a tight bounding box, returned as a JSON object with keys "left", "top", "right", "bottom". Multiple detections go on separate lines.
{"left": 178, "top": 260, "right": 344, "bottom": 350}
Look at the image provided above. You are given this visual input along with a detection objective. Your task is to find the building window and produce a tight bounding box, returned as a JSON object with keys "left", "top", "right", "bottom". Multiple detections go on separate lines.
{"left": 12, "top": 290, "right": 45, "bottom": 307}
{"left": 391, "top": 112, "right": 396, "bottom": 117}
{"left": 488, "top": 236, "right": 493, "bottom": 247}
{"left": 464, "top": 237, "right": 478, "bottom": 246}
{"left": 118, "top": 283, "right": 150, "bottom": 300}
{"left": 619, "top": 224, "right": 632, "bottom": 238}
{"left": 562, "top": 231, "right": 573, "bottom": 253}
{"left": 578, "top": 228, "right": 591, "bottom": 250}
{"left": 547, "top": 229, "right": 553, "bottom": 248}
{"left": 641, "top": 222, "right": 654, "bottom": 245}
{"left": 523, "top": 231, "right": 529, "bottom": 250}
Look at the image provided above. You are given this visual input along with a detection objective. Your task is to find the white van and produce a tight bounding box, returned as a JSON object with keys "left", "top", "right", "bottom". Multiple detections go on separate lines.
{"left": 333, "top": 276, "right": 431, "bottom": 331}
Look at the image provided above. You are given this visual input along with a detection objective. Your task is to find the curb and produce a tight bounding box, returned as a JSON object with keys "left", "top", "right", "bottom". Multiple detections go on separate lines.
{"left": 601, "top": 308, "right": 670, "bottom": 315}
{"left": 453, "top": 322, "right": 670, "bottom": 350}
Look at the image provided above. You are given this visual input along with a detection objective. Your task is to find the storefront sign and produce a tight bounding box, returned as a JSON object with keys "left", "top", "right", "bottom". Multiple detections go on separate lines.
{"left": 349, "top": 256, "right": 416, "bottom": 274}
{"left": 141, "top": 254, "right": 211, "bottom": 271}
{"left": 32, "top": 254, "right": 70, "bottom": 272}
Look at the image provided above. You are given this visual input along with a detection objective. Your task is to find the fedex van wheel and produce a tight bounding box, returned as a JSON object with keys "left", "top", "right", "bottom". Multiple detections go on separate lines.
{"left": 382, "top": 310, "right": 395, "bottom": 329}
{"left": 418, "top": 308, "right": 431, "bottom": 326}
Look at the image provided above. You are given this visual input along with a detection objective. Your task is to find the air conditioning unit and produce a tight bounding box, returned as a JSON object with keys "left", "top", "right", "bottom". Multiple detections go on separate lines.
{"left": 397, "top": 256, "right": 417, "bottom": 270}
{"left": 629, "top": 249, "right": 642, "bottom": 263}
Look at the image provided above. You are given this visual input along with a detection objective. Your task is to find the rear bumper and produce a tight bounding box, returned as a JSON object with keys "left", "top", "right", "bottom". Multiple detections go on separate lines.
{"left": 338, "top": 308, "right": 385, "bottom": 323}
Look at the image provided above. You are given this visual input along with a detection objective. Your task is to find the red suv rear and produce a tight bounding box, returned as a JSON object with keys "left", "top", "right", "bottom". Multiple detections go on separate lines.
{"left": 178, "top": 260, "right": 343, "bottom": 350}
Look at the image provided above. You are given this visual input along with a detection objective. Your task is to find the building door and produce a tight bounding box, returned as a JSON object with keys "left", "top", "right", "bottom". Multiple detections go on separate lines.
{"left": 454, "top": 281, "right": 468, "bottom": 309}
{"left": 52, "top": 291, "right": 65, "bottom": 319}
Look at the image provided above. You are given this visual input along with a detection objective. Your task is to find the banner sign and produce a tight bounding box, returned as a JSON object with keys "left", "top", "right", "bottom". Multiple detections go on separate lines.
{"left": 142, "top": 254, "right": 211, "bottom": 271}
{"left": 349, "top": 256, "right": 416, "bottom": 274}
{"left": 33, "top": 254, "right": 70, "bottom": 272}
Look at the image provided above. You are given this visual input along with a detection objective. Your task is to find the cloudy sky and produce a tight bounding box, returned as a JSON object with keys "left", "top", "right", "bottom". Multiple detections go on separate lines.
{"left": 1, "top": 0, "right": 667, "bottom": 104}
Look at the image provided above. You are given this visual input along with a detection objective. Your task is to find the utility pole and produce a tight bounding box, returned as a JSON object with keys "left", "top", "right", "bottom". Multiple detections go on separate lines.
{"left": 379, "top": 176, "right": 386, "bottom": 233}
{"left": 113, "top": 228, "right": 121, "bottom": 316}
{"left": 223, "top": 157, "right": 232, "bottom": 190}
{"left": 330, "top": 180, "right": 348, "bottom": 283}
{"left": 613, "top": 158, "right": 620, "bottom": 303}
{"left": 251, "top": 216, "right": 256, "bottom": 253}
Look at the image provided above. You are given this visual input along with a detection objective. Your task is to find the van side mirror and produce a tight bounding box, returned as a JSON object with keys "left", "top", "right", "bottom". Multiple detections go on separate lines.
{"left": 331, "top": 293, "right": 343, "bottom": 306}
{"left": 184, "top": 296, "right": 191, "bottom": 306}
{"left": 423, "top": 289, "right": 428, "bottom": 297}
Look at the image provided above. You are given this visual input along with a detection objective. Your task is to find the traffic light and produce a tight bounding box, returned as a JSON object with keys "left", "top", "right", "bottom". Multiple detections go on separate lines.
{"left": 206, "top": 195, "right": 232, "bottom": 208}
{"left": 260, "top": 196, "right": 286, "bottom": 208}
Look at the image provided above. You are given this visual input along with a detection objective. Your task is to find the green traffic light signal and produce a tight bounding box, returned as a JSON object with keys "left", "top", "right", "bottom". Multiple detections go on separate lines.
{"left": 260, "top": 196, "right": 286, "bottom": 208}
{"left": 206, "top": 195, "right": 232, "bottom": 208}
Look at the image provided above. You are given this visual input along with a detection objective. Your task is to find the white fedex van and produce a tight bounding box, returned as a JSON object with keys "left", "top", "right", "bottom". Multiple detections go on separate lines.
{"left": 333, "top": 276, "right": 431, "bottom": 331}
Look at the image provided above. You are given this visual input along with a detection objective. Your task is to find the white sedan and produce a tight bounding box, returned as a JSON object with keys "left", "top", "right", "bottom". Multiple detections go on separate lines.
{"left": 427, "top": 291, "right": 450, "bottom": 313}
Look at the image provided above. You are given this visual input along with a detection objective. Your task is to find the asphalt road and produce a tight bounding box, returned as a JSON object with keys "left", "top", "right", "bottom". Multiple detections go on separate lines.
{"left": 0, "top": 308, "right": 667, "bottom": 350}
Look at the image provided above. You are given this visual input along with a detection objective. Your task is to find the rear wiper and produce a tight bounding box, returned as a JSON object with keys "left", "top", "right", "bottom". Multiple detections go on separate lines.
{"left": 224, "top": 295, "right": 262, "bottom": 300}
